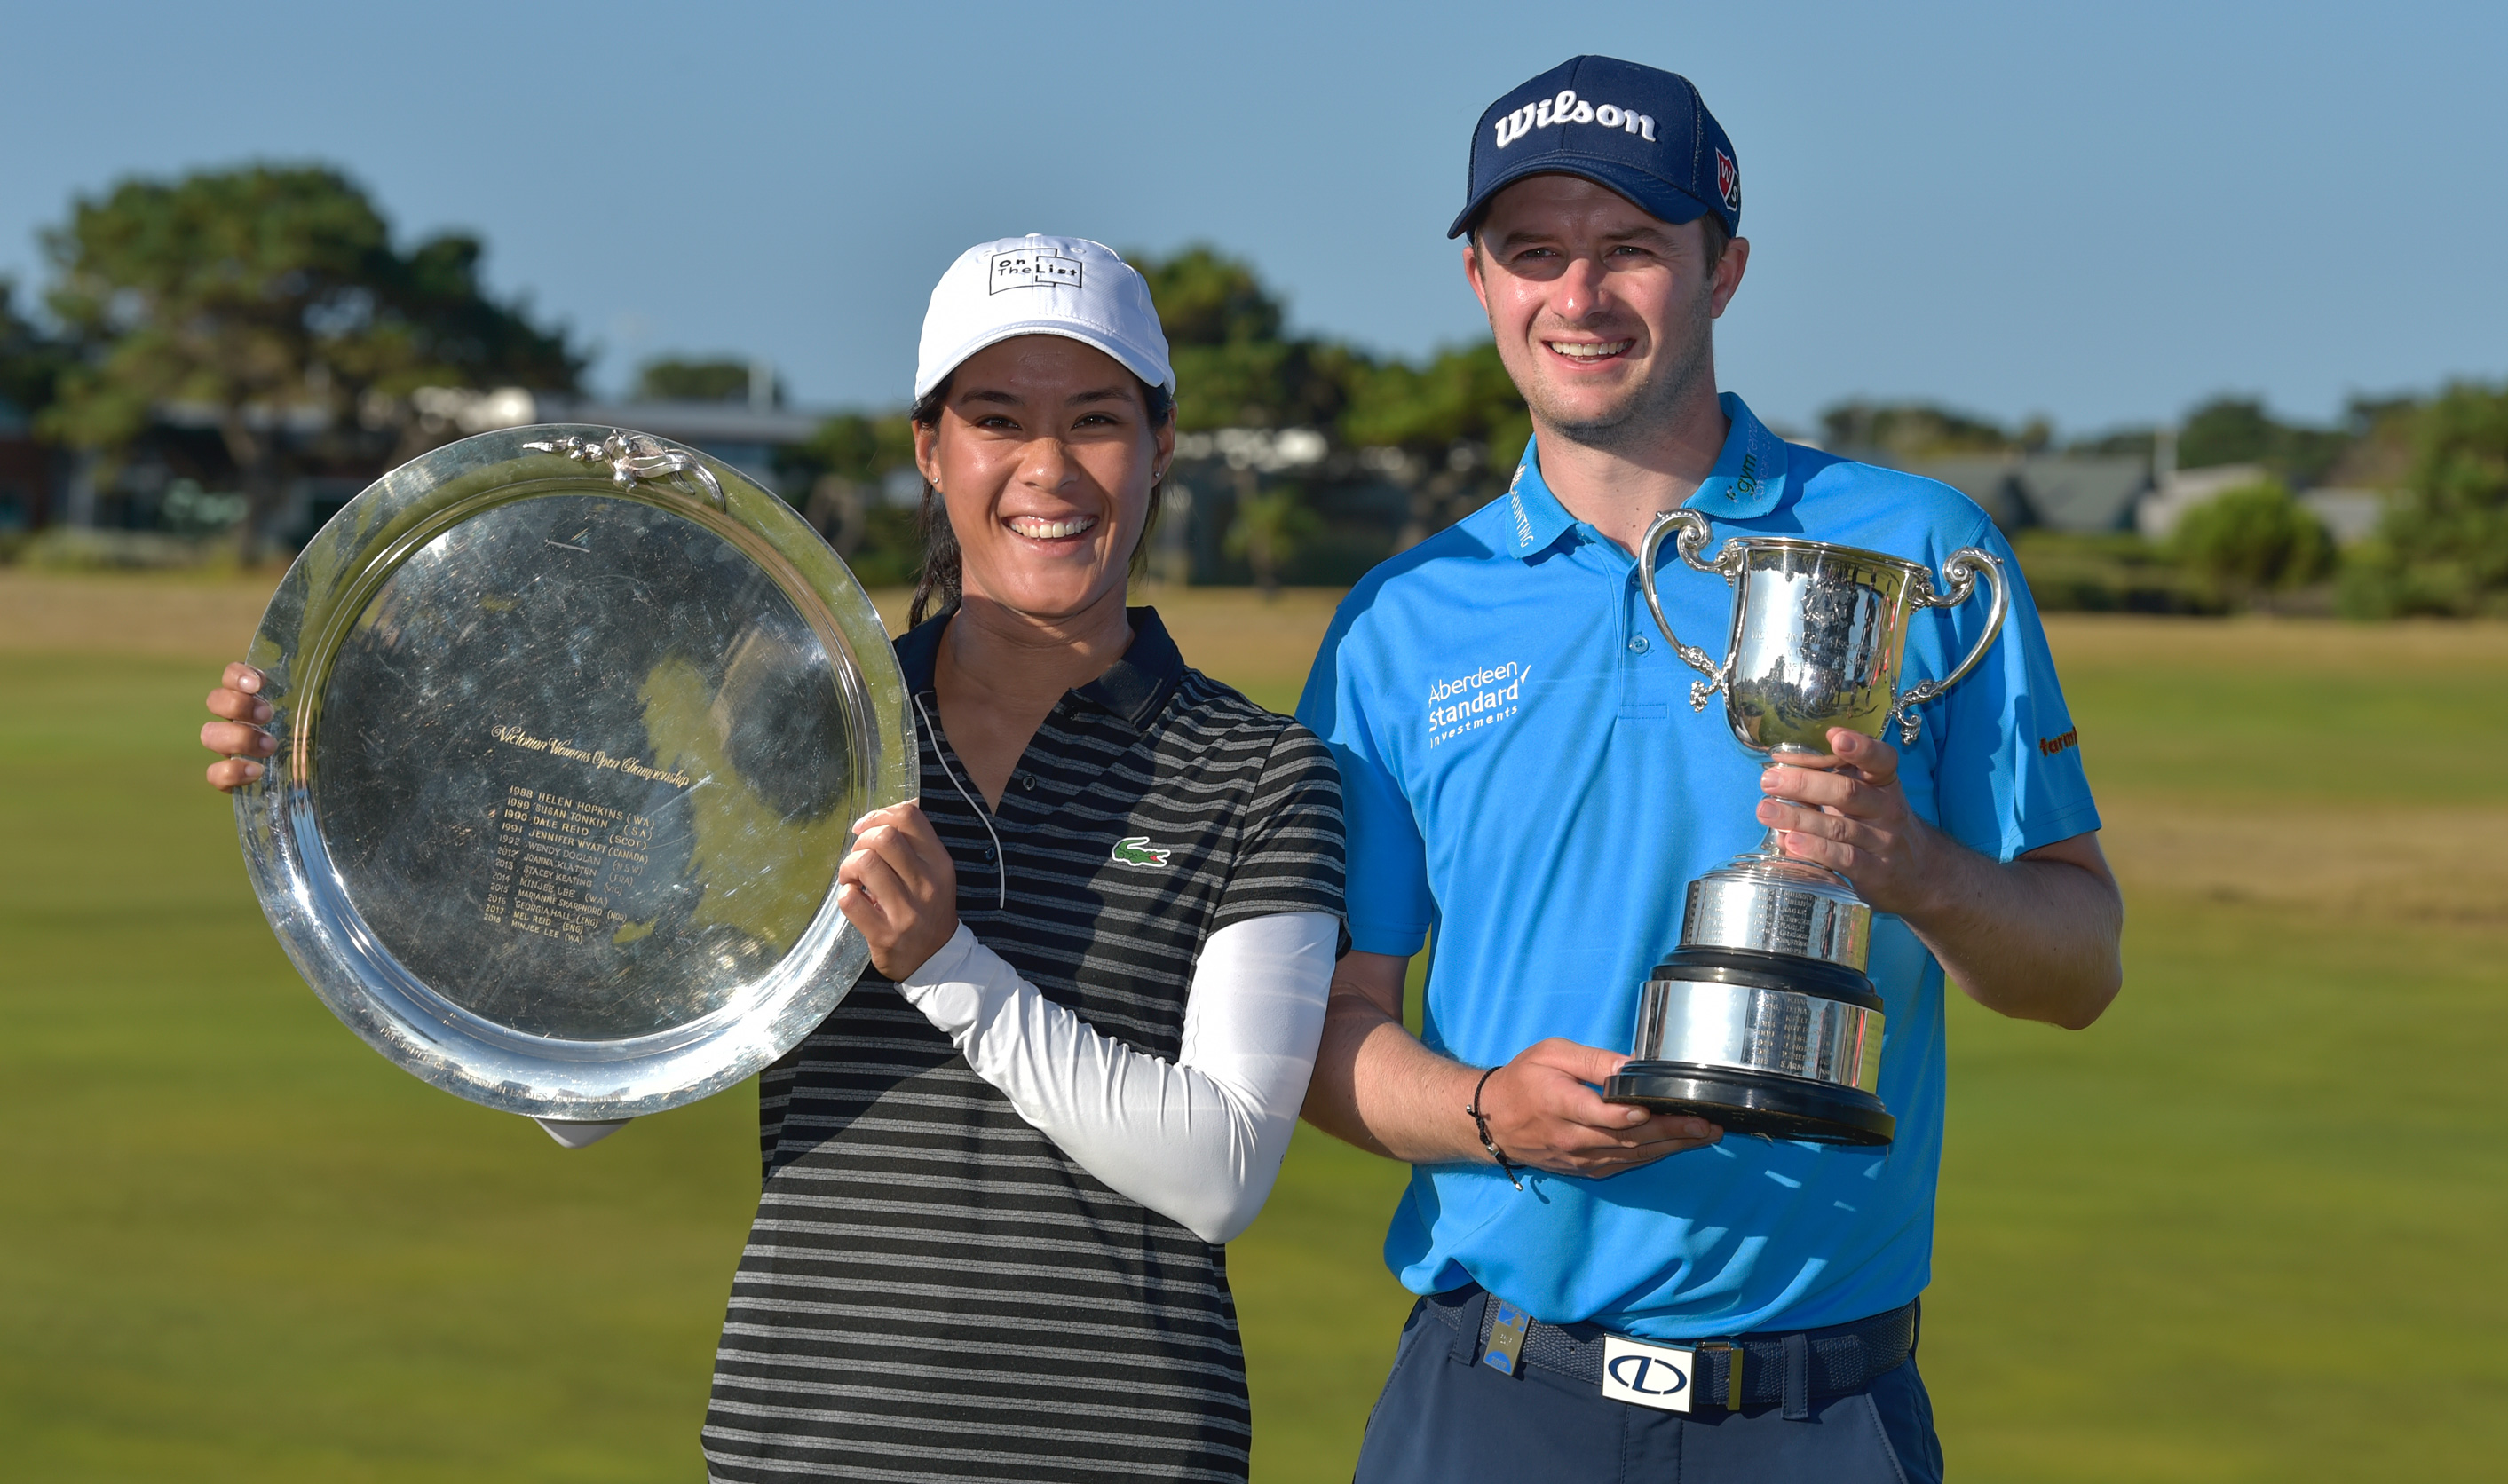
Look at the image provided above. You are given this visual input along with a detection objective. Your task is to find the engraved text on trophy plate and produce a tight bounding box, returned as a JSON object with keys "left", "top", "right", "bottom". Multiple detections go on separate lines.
{"left": 308, "top": 492, "right": 858, "bottom": 1043}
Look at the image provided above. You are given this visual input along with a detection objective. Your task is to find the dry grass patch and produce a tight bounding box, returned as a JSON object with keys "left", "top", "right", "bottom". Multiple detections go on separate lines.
{"left": 2045, "top": 612, "right": 2508, "bottom": 671}
{"left": 0, "top": 570, "right": 280, "bottom": 662}
{"left": 2102, "top": 797, "right": 2508, "bottom": 928}
{"left": 0, "top": 571, "right": 1347, "bottom": 705}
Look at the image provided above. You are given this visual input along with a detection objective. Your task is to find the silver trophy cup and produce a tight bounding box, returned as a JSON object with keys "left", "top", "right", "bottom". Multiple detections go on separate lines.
{"left": 1602, "top": 511, "right": 2009, "bottom": 1145}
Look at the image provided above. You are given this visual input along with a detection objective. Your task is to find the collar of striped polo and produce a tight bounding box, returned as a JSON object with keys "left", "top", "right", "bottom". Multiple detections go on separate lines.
{"left": 1498, "top": 391, "right": 1792, "bottom": 561}
{"left": 894, "top": 604, "right": 1185, "bottom": 730}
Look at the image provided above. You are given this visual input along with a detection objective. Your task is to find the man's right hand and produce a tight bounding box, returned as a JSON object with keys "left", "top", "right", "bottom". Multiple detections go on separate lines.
{"left": 201, "top": 662, "right": 277, "bottom": 792}
{"left": 1300, "top": 950, "right": 1721, "bottom": 1177}
{"left": 1475, "top": 1037, "right": 1721, "bottom": 1177}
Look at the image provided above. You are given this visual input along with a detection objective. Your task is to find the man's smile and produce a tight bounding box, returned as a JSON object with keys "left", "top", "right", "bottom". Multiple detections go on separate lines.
{"left": 1545, "top": 338, "right": 1634, "bottom": 362}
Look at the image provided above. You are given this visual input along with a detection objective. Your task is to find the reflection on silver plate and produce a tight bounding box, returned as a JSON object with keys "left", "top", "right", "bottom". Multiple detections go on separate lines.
{"left": 235, "top": 426, "right": 916, "bottom": 1120}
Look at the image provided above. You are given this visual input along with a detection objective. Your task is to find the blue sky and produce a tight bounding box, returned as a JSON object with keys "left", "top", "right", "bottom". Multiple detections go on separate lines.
{"left": 4, "top": 1, "right": 2501, "bottom": 436}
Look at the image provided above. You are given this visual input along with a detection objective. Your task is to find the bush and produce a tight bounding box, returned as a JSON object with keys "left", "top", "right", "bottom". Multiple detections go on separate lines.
{"left": 1224, "top": 483, "right": 1323, "bottom": 597}
{"left": 20, "top": 527, "right": 226, "bottom": 571}
{"left": 2338, "top": 383, "right": 2508, "bottom": 618}
{"left": 2169, "top": 478, "right": 2335, "bottom": 605}
{"left": 2012, "top": 532, "right": 2217, "bottom": 613}
{"left": 839, "top": 506, "right": 922, "bottom": 588}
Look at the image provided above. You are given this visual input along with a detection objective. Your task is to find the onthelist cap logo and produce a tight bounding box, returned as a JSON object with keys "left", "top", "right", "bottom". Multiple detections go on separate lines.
{"left": 988, "top": 246, "right": 1083, "bottom": 293}
{"left": 1492, "top": 88, "right": 1657, "bottom": 148}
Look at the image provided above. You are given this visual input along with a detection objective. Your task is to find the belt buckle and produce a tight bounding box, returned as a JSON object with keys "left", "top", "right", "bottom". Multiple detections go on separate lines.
{"left": 1694, "top": 1339, "right": 1745, "bottom": 1409}
{"left": 1600, "top": 1335, "right": 1696, "bottom": 1413}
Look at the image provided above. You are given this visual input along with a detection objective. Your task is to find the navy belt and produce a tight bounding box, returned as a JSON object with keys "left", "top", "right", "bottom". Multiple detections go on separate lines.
{"left": 1422, "top": 1283, "right": 1919, "bottom": 1420}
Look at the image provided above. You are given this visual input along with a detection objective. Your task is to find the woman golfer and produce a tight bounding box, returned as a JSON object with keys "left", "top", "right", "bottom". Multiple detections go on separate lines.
{"left": 199, "top": 235, "right": 1346, "bottom": 1483}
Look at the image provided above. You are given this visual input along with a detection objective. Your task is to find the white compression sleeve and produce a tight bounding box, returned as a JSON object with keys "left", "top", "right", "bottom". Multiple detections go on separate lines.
{"left": 896, "top": 912, "right": 1337, "bottom": 1243}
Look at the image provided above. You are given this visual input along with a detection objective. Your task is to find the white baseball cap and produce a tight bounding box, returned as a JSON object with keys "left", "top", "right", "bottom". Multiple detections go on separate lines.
{"left": 913, "top": 234, "right": 1175, "bottom": 404}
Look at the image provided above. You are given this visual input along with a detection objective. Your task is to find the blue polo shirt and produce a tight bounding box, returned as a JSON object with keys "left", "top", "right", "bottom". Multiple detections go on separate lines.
{"left": 1296, "top": 393, "right": 2101, "bottom": 1338}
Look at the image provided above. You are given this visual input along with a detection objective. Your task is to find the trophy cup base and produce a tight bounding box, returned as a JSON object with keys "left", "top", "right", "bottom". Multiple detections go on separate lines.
{"left": 1603, "top": 1062, "right": 1895, "bottom": 1147}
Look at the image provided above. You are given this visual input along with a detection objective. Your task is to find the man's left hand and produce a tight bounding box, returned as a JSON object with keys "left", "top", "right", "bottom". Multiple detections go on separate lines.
{"left": 1756, "top": 727, "right": 1944, "bottom": 918}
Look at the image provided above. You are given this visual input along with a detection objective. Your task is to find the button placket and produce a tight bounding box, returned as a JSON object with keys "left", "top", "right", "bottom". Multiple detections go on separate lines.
{"left": 1619, "top": 570, "right": 1669, "bottom": 721}
{"left": 914, "top": 689, "right": 1009, "bottom": 912}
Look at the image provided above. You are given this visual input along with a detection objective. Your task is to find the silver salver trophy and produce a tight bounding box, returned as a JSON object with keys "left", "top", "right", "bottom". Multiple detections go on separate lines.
{"left": 234, "top": 427, "right": 916, "bottom": 1125}
{"left": 1602, "top": 513, "right": 2008, "bottom": 1145}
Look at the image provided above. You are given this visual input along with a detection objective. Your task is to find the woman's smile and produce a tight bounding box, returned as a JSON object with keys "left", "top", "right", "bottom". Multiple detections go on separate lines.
{"left": 1006, "top": 513, "right": 1100, "bottom": 542}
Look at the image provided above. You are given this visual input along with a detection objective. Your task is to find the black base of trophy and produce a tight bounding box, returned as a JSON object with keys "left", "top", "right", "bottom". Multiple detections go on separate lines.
{"left": 1645, "top": 943, "right": 1887, "bottom": 1010}
{"left": 1603, "top": 1062, "right": 1895, "bottom": 1146}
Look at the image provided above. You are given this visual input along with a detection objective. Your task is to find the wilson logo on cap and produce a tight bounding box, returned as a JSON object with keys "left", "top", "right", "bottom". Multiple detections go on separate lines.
{"left": 1451, "top": 58, "right": 1741, "bottom": 241}
{"left": 1492, "top": 89, "right": 1657, "bottom": 149}
{"left": 988, "top": 246, "right": 1083, "bottom": 294}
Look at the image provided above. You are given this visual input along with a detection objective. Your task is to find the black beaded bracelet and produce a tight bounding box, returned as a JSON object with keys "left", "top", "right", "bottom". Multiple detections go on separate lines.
{"left": 1468, "top": 1064, "right": 1524, "bottom": 1190}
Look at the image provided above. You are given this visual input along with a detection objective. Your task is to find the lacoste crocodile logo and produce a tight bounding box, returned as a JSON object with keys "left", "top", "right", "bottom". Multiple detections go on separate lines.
{"left": 1110, "top": 836, "right": 1172, "bottom": 869}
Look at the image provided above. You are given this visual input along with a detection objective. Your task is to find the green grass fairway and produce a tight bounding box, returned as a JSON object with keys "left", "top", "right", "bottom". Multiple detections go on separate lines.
{"left": 1919, "top": 620, "right": 2508, "bottom": 1482}
{"left": 3, "top": 578, "right": 2504, "bottom": 1480}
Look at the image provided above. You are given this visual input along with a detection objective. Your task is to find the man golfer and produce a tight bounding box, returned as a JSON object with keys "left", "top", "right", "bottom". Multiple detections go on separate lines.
{"left": 1298, "top": 56, "right": 2122, "bottom": 1480}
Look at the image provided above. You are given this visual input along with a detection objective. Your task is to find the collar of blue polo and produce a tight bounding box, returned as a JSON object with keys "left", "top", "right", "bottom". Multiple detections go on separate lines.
{"left": 1497, "top": 391, "right": 1792, "bottom": 560}
{"left": 1689, "top": 392, "right": 1790, "bottom": 519}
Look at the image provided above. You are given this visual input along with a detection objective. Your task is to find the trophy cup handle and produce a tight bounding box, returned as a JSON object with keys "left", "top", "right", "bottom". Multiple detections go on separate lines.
{"left": 1636, "top": 509, "right": 1738, "bottom": 707}
{"left": 1887, "top": 546, "right": 2010, "bottom": 744}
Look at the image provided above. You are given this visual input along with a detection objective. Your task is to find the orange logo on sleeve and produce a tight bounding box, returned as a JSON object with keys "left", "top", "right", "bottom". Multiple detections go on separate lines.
{"left": 2037, "top": 728, "right": 2079, "bottom": 756}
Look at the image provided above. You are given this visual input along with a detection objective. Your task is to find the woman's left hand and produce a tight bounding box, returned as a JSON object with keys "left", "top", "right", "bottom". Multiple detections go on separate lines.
{"left": 836, "top": 801, "right": 961, "bottom": 980}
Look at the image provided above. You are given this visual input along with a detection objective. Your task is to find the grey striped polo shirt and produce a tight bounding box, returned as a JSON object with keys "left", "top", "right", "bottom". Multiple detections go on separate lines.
{"left": 703, "top": 607, "right": 1346, "bottom": 1484}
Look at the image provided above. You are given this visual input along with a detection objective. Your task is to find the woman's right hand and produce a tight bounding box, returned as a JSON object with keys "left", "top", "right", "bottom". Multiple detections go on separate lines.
{"left": 202, "top": 662, "right": 278, "bottom": 793}
{"left": 836, "top": 801, "right": 962, "bottom": 982}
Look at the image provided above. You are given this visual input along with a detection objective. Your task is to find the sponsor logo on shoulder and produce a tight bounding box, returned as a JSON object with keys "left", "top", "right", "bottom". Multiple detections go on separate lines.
{"left": 1494, "top": 89, "right": 1656, "bottom": 148}
{"left": 2038, "top": 727, "right": 2079, "bottom": 757}
{"left": 989, "top": 246, "right": 1082, "bottom": 293}
{"left": 1727, "top": 450, "right": 1763, "bottom": 504}
{"left": 1426, "top": 660, "right": 1530, "bottom": 749}
{"left": 1110, "top": 836, "right": 1172, "bottom": 869}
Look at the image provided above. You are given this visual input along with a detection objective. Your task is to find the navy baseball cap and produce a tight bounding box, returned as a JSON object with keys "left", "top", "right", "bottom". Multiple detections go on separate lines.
{"left": 1449, "top": 56, "right": 1741, "bottom": 241}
